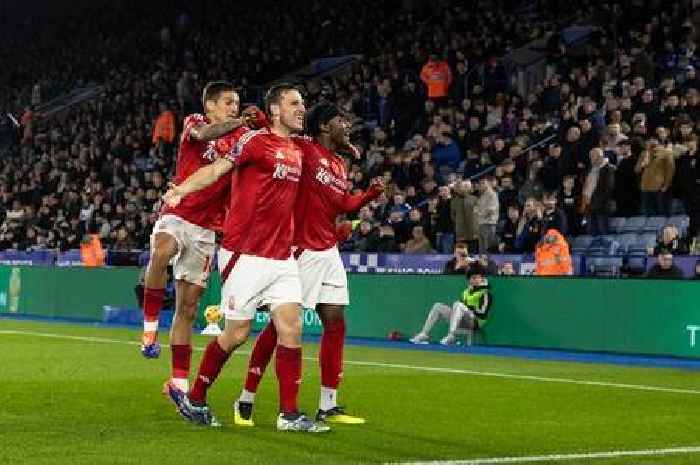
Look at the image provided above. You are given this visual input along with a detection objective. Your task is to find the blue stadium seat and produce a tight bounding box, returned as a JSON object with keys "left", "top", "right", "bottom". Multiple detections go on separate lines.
{"left": 642, "top": 216, "right": 666, "bottom": 233}
{"left": 626, "top": 255, "right": 647, "bottom": 272}
{"left": 587, "top": 256, "right": 623, "bottom": 276}
{"left": 621, "top": 216, "right": 647, "bottom": 233}
{"left": 608, "top": 217, "right": 626, "bottom": 234}
{"left": 614, "top": 234, "right": 638, "bottom": 255}
{"left": 638, "top": 233, "right": 658, "bottom": 247}
{"left": 588, "top": 237, "right": 619, "bottom": 255}
{"left": 571, "top": 235, "right": 594, "bottom": 250}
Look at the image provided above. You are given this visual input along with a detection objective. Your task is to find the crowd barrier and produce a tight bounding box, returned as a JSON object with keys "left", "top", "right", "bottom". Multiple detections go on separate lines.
{"left": 2, "top": 250, "right": 697, "bottom": 278}
{"left": 1, "top": 265, "right": 699, "bottom": 359}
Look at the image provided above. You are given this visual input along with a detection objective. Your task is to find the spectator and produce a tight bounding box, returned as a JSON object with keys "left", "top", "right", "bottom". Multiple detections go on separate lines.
{"left": 450, "top": 181, "right": 478, "bottom": 252}
{"left": 499, "top": 205, "right": 522, "bottom": 253}
{"left": 652, "top": 225, "right": 689, "bottom": 256}
{"left": 534, "top": 229, "right": 573, "bottom": 276}
{"left": 443, "top": 241, "right": 472, "bottom": 274}
{"left": 583, "top": 148, "right": 615, "bottom": 236}
{"left": 541, "top": 191, "right": 568, "bottom": 235}
{"left": 420, "top": 52, "right": 452, "bottom": 106}
{"left": 692, "top": 260, "right": 700, "bottom": 280}
{"left": 500, "top": 261, "right": 516, "bottom": 276}
{"left": 614, "top": 140, "right": 640, "bottom": 217}
{"left": 404, "top": 226, "right": 435, "bottom": 254}
{"left": 152, "top": 102, "right": 176, "bottom": 146}
{"left": 474, "top": 177, "right": 499, "bottom": 253}
{"left": 645, "top": 250, "right": 684, "bottom": 279}
{"left": 375, "top": 225, "right": 400, "bottom": 253}
{"left": 540, "top": 143, "right": 565, "bottom": 192}
{"left": 409, "top": 266, "right": 491, "bottom": 346}
{"left": 560, "top": 175, "right": 581, "bottom": 235}
{"left": 636, "top": 146, "right": 675, "bottom": 215}
{"left": 515, "top": 197, "right": 544, "bottom": 253}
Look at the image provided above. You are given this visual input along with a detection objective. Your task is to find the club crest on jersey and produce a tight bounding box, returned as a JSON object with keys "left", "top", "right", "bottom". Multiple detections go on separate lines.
{"left": 203, "top": 140, "right": 218, "bottom": 161}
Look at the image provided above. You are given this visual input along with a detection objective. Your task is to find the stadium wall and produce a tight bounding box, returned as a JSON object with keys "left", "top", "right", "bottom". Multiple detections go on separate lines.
{"left": 1, "top": 266, "right": 699, "bottom": 359}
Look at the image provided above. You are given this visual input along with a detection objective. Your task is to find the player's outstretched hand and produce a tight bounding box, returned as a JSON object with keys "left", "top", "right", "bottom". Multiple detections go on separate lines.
{"left": 369, "top": 177, "right": 385, "bottom": 193}
{"left": 163, "top": 184, "right": 184, "bottom": 208}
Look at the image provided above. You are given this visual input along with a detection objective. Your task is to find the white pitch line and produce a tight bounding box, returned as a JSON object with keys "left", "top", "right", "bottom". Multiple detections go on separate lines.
{"left": 1, "top": 329, "right": 699, "bottom": 396}
{"left": 386, "top": 445, "right": 700, "bottom": 465}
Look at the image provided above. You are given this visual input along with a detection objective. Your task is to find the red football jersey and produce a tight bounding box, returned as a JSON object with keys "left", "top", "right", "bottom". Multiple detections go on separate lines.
{"left": 162, "top": 113, "right": 230, "bottom": 230}
{"left": 292, "top": 137, "right": 353, "bottom": 251}
{"left": 217, "top": 127, "right": 302, "bottom": 259}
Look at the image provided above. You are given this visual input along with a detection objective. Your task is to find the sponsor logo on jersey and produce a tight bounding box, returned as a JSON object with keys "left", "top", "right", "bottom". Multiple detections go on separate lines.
{"left": 272, "top": 162, "right": 301, "bottom": 182}
{"left": 315, "top": 167, "right": 346, "bottom": 193}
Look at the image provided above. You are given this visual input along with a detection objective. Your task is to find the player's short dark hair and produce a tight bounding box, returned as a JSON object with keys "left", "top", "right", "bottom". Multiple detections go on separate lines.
{"left": 264, "top": 82, "right": 300, "bottom": 115}
{"left": 202, "top": 81, "right": 236, "bottom": 108}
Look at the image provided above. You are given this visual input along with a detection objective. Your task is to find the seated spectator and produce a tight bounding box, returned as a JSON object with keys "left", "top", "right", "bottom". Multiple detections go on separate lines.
{"left": 645, "top": 249, "right": 684, "bottom": 279}
{"left": 652, "top": 225, "right": 689, "bottom": 255}
{"left": 473, "top": 253, "right": 498, "bottom": 276}
{"left": 443, "top": 241, "right": 471, "bottom": 274}
{"left": 500, "top": 261, "right": 516, "bottom": 276}
{"left": 409, "top": 266, "right": 491, "bottom": 346}
{"left": 375, "top": 225, "right": 400, "bottom": 253}
{"left": 692, "top": 260, "right": 700, "bottom": 280}
{"left": 404, "top": 226, "right": 435, "bottom": 254}
{"left": 535, "top": 229, "right": 573, "bottom": 276}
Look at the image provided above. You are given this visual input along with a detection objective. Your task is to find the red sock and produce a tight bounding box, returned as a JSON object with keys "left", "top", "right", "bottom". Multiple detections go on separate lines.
{"left": 143, "top": 287, "right": 165, "bottom": 323}
{"left": 189, "top": 339, "right": 230, "bottom": 403}
{"left": 275, "top": 345, "right": 302, "bottom": 414}
{"left": 244, "top": 322, "right": 277, "bottom": 393}
{"left": 320, "top": 318, "right": 346, "bottom": 389}
{"left": 171, "top": 344, "right": 192, "bottom": 379}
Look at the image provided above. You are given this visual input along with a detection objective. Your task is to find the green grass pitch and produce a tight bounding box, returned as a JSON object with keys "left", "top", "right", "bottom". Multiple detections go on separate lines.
{"left": 1, "top": 319, "right": 700, "bottom": 465}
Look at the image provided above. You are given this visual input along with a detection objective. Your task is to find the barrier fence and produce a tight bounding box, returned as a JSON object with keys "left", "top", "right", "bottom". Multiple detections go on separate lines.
{"left": 1, "top": 265, "right": 699, "bottom": 359}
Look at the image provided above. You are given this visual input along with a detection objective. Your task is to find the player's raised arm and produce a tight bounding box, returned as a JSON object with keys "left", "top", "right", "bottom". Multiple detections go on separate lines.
{"left": 163, "top": 157, "right": 234, "bottom": 207}
{"left": 190, "top": 117, "right": 245, "bottom": 141}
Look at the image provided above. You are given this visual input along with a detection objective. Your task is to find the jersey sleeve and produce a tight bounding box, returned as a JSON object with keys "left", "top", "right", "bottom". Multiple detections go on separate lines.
{"left": 213, "top": 126, "right": 249, "bottom": 160}
{"left": 182, "top": 113, "right": 207, "bottom": 142}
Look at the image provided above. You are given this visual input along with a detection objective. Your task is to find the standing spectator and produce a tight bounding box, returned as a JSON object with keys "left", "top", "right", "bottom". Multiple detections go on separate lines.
{"left": 560, "top": 175, "right": 581, "bottom": 235}
{"left": 540, "top": 143, "right": 565, "bottom": 192}
{"left": 515, "top": 198, "right": 545, "bottom": 254}
{"left": 499, "top": 205, "right": 521, "bottom": 253}
{"left": 420, "top": 52, "right": 453, "bottom": 107}
{"left": 636, "top": 147, "right": 675, "bottom": 215}
{"left": 541, "top": 191, "right": 568, "bottom": 235}
{"left": 474, "top": 177, "right": 499, "bottom": 253}
{"left": 614, "top": 140, "right": 640, "bottom": 217}
{"left": 673, "top": 140, "right": 697, "bottom": 216}
{"left": 450, "top": 180, "right": 478, "bottom": 252}
{"left": 535, "top": 229, "right": 573, "bottom": 276}
{"left": 152, "top": 102, "right": 176, "bottom": 146}
{"left": 583, "top": 148, "right": 615, "bottom": 236}
{"left": 645, "top": 250, "right": 684, "bottom": 279}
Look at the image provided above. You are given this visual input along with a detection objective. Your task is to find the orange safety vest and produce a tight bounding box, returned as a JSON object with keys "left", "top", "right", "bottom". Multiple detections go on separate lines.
{"left": 80, "top": 234, "right": 106, "bottom": 267}
{"left": 420, "top": 61, "right": 453, "bottom": 98}
{"left": 152, "top": 110, "right": 176, "bottom": 144}
{"left": 535, "top": 229, "right": 573, "bottom": 276}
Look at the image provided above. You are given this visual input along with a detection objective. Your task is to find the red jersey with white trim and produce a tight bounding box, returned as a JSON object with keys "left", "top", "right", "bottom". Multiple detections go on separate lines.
{"left": 162, "top": 113, "right": 230, "bottom": 230}
{"left": 217, "top": 127, "right": 302, "bottom": 259}
{"left": 292, "top": 136, "right": 353, "bottom": 251}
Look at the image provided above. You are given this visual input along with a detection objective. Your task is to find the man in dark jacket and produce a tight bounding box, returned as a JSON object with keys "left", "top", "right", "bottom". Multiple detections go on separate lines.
{"left": 583, "top": 148, "right": 616, "bottom": 235}
{"left": 645, "top": 250, "right": 684, "bottom": 279}
{"left": 540, "top": 143, "right": 566, "bottom": 192}
{"left": 614, "top": 140, "right": 640, "bottom": 217}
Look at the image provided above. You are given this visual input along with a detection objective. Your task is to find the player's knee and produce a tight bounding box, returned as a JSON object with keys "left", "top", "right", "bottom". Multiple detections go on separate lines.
{"left": 318, "top": 304, "right": 344, "bottom": 325}
{"left": 150, "top": 245, "right": 175, "bottom": 268}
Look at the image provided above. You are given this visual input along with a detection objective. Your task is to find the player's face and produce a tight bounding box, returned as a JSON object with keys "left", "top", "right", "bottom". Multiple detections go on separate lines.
{"left": 327, "top": 115, "right": 351, "bottom": 146}
{"left": 208, "top": 91, "right": 240, "bottom": 122}
{"left": 278, "top": 90, "right": 305, "bottom": 132}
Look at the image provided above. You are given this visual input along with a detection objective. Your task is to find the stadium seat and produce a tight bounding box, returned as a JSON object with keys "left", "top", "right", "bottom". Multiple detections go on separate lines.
{"left": 614, "top": 234, "right": 638, "bottom": 255}
{"left": 608, "top": 217, "right": 626, "bottom": 234}
{"left": 638, "top": 233, "right": 658, "bottom": 247}
{"left": 621, "top": 216, "right": 647, "bottom": 233}
{"left": 641, "top": 216, "right": 666, "bottom": 233}
{"left": 587, "top": 256, "right": 623, "bottom": 276}
{"left": 671, "top": 199, "right": 686, "bottom": 215}
{"left": 625, "top": 256, "right": 648, "bottom": 273}
{"left": 588, "top": 237, "right": 619, "bottom": 255}
{"left": 570, "top": 235, "right": 594, "bottom": 250}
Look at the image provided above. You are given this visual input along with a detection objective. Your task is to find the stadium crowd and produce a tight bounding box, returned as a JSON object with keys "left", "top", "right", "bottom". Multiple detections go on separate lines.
{"left": 1, "top": 0, "right": 699, "bottom": 263}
